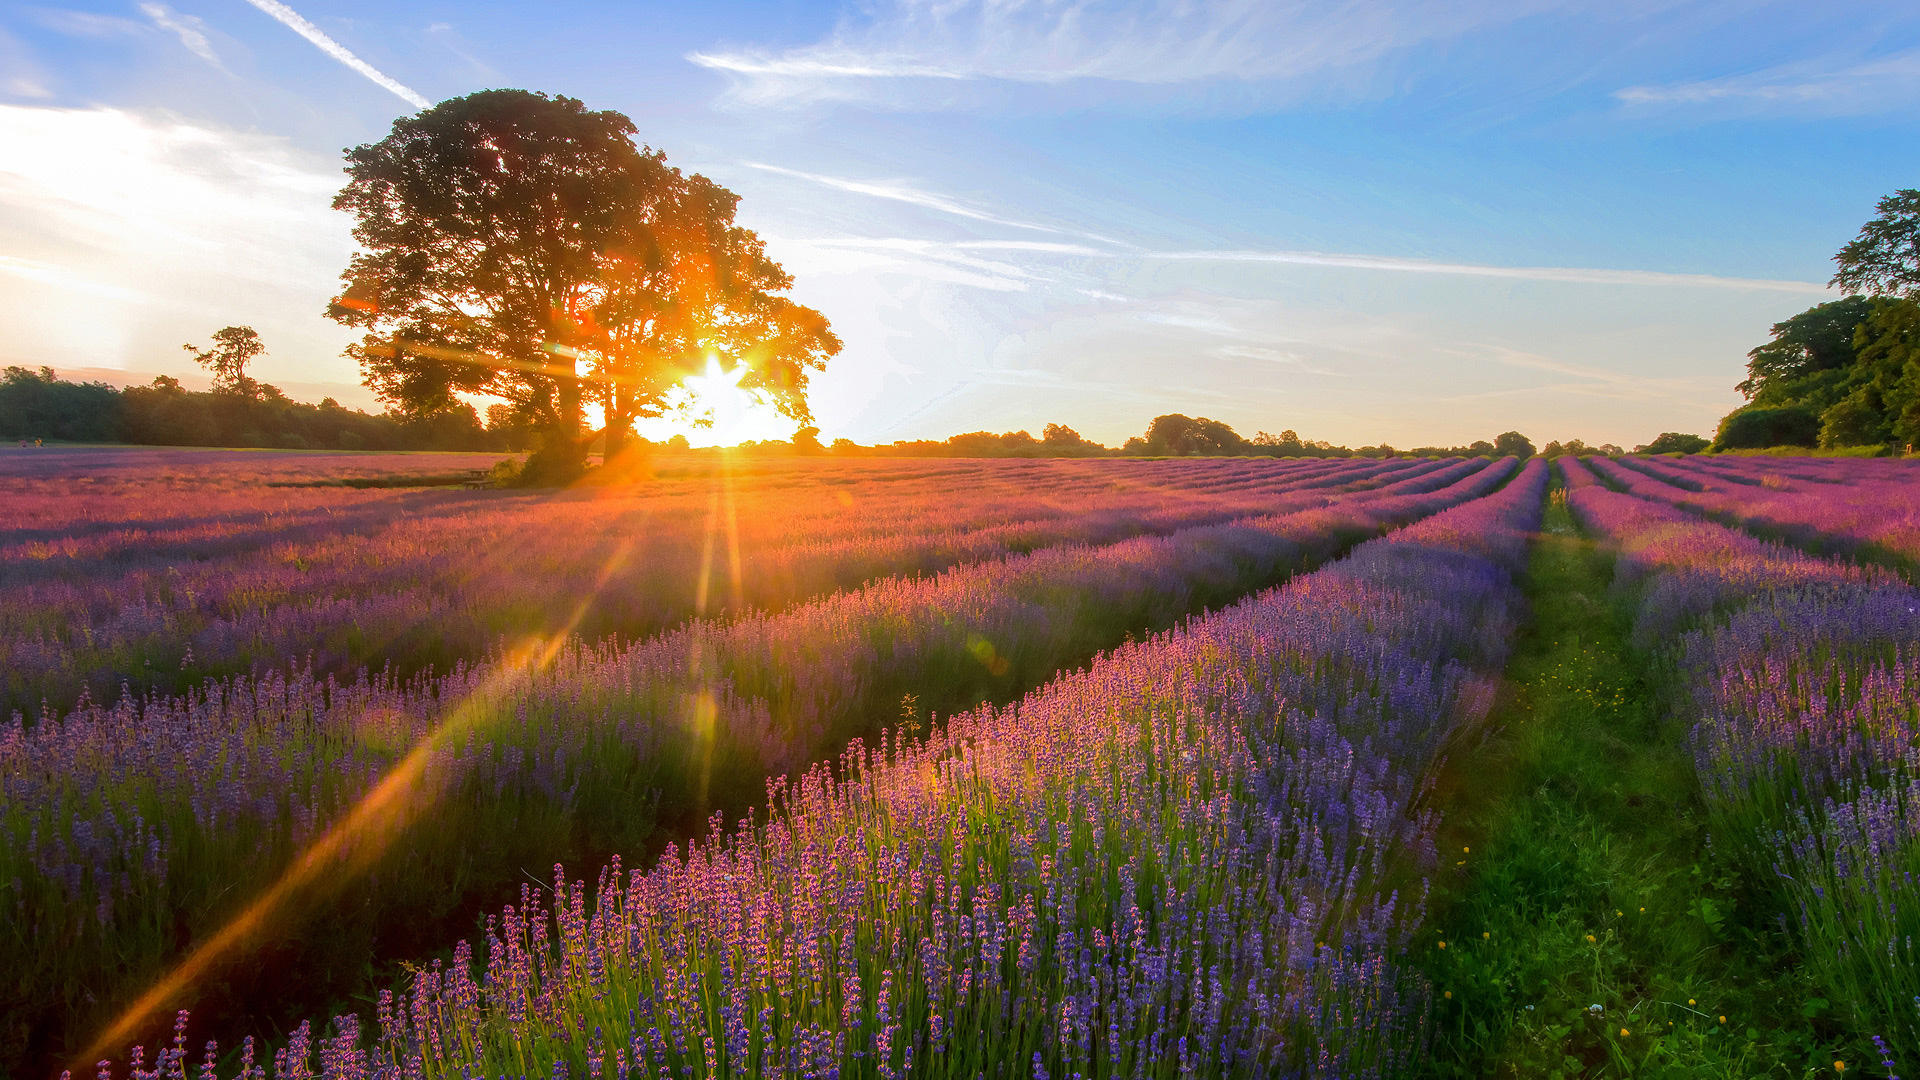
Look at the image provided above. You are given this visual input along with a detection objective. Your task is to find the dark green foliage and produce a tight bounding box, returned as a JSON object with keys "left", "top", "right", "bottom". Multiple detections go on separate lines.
{"left": 1736, "top": 296, "right": 1875, "bottom": 407}
{"left": 1636, "top": 432, "right": 1710, "bottom": 454}
{"left": 1712, "top": 405, "right": 1821, "bottom": 450}
{"left": 331, "top": 89, "right": 652, "bottom": 460}
{"left": 0, "top": 366, "right": 121, "bottom": 442}
{"left": 1539, "top": 439, "right": 1623, "bottom": 458}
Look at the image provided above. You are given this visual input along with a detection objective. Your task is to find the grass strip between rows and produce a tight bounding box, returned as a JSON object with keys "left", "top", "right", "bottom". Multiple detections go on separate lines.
{"left": 1416, "top": 483, "right": 1853, "bottom": 1079}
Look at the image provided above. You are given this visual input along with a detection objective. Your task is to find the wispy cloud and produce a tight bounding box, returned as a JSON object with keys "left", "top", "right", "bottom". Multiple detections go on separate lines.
{"left": 691, "top": 0, "right": 1583, "bottom": 108}
{"left": 1615, "top": 48, "right": 1920, "bottom": 115}
{"left": 239, "top": 0, "right": 429, "bottom": 109}
{"left": 741, "top": 162, "right": 1072, "bottom": 233}
{"left": 1437, "top": 345, "right": 1724, "bottom": 408}
{"left": 0, "top": 104, "right": 355, "bottom": 379}
{"left": 139, "top": 3, "right": 221, "bottom": 67}
{"left": 1149, "top": 248, "right": 1831, "bottom": 293}
{"left": 771, "top": 236, "right": 1055, "bottom": 292}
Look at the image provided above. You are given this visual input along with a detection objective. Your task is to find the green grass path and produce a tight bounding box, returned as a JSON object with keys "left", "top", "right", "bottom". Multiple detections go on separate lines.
{"left": 1413, "top": 488, "right": 1861, "bottom": 1079}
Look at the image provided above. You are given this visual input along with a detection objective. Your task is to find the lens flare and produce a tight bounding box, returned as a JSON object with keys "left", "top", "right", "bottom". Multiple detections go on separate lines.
{"left": 79, "top": 538, "right": 635, "bottom": 1070}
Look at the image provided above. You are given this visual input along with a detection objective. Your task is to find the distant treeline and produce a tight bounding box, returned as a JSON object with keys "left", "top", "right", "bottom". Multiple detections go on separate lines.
{"left": 777, "top": 417, "right": 1590, "bottom": 460}
{"left": 6, "top": 366, "right": 1629, "bottom": 462}
{"left": 0, "top": 366, "right": 507, "bottom": 452}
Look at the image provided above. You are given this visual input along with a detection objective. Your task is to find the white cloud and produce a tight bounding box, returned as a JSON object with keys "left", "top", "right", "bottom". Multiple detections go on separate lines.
{"left": 691, "top": 0, "right": 1586, "bottom": 108}
{"left": 1616, "top": 48, "right": 1920, "bottom": 115}
{"left": 0, "top": 105, "right": 365, "bottom": 398}
{"left": 139, "top": 2, "right": 221, "bottom": 66}
{"left": 741, "top": 162, "right": 1075, "bottom": 234}
{"left": 240, "top": 0, "right": 430, "bottom": 109}
{"left": 1148, "top": 248, "right": 1831, "bottom": 294}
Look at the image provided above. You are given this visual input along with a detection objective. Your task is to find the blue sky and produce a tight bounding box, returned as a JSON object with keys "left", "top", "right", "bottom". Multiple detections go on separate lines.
{"left": 2, "top": 0, "right": 1917, "bottom": 447}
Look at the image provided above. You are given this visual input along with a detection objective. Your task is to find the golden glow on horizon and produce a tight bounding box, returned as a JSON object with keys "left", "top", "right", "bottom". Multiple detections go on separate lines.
{"left": 636, "top": 356, "right": 799, "bottom": 448}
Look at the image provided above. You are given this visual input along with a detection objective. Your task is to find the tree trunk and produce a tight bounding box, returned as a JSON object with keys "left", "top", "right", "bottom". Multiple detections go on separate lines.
{"left": 552, "top": 363, "right": 588, "bottom": 470}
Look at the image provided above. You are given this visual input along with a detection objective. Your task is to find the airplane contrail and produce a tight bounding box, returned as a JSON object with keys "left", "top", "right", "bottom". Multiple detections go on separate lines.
{"left": 241, "top": 0, "right": 429, "bottom": 109}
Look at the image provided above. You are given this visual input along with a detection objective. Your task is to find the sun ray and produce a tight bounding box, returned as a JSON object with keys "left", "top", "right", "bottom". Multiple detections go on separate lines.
{"left": 79, "top": 538, "right": 636, "bottom": 1069}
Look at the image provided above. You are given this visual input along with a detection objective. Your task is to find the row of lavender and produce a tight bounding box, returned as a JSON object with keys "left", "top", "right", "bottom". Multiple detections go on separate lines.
{"left": 1560, "top": 457, "right": 1920, "bottom": 1059}
{"left": 109, "top": 462, "right": 1547, "bottom": 1080}
{"left": 3, "top": 457, "right": 1513, "bottom": 1073}
{"left": 1594, "top": 453, "right": 1920, "bottom": 574}
{"left": 3, "top": 455, "right": 1432, "bottom": 718}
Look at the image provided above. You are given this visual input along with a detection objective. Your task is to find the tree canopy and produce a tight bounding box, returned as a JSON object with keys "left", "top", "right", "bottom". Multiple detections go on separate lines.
{"left": 1832, "top": 188, "right": 1920, "bottom": 300}
{"left": 1735, "top": 296, "right": 1875, "bottom": 404}
{"left": 328, "top": 89, "right": 837, "bottom": 476}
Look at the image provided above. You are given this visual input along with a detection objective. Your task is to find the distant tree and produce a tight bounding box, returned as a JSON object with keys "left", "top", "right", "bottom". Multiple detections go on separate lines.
{"left": 1637, "top": 432, "right": 1709, "bottom": 454}
{"left": 1833, "top": 189, "right": 1920, "bottom": 300}
{"left": 1467, "top": 440, "right": 1495, "bottom": 456}
{"left": 1492, "top": 431, "right": 1535, "bottom": 459}
{"left": 183, "top": 326, "right": 265, "bottom": 399}
{"left": 1540, "top": 438, "right": 1592, "bottom": 458}
{"left": 1141, "top": 414, "right": 1247, "bottom": 455}
{"left": 1040, "top": 423, "right": 1104, "bottom": 455}
{"left": 792, "top": 425, "right": 825, "bottom": 455}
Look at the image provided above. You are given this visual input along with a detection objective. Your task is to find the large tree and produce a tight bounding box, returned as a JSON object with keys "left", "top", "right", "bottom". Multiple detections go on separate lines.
{"left": 330, "top": 90, "right": 649, "bottom": 473}
{"left": 329, "top": 89, "right": 837, "bottom": 475}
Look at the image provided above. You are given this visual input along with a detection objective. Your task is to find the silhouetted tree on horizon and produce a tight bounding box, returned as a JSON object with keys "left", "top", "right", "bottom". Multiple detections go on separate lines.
{"left": 183, "top": 325, "right": 265, "bottom": 399}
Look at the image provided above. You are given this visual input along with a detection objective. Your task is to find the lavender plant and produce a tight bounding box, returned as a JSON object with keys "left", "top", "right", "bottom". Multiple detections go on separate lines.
{"left": 2, "top": 453, "right": 1439, "bottom": 718}
{"left": 4, "top": 456, "right": 1512, "bottom": 1074}
{"left": 93, "top": 462, "right": 1546, "bottom": 1080}
{"left": 1559, "top": 455, "right": 1920, "bottom": 1061}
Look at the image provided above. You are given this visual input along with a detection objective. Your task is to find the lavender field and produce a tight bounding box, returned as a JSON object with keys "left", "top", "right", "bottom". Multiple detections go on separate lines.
{"left": 9, "top": 447, "right": 1920, "bottom": 1079}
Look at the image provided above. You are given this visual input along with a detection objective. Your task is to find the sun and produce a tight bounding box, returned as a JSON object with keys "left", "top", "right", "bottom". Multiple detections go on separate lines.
{"left": 633, "top": 354, "right": 801, "bottom": 447}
